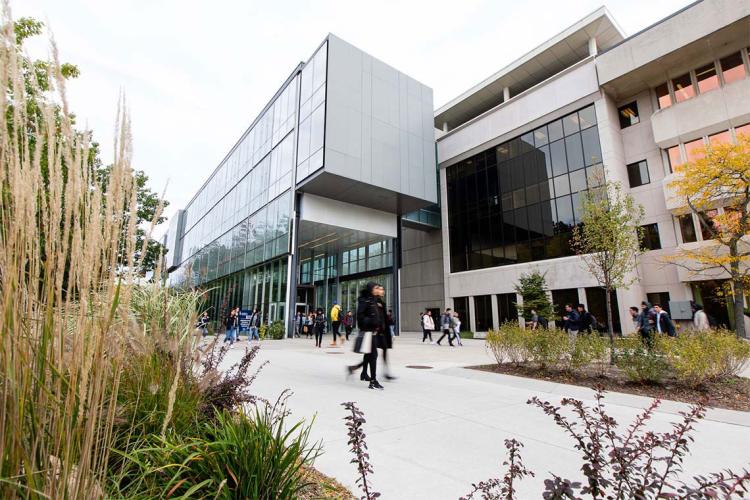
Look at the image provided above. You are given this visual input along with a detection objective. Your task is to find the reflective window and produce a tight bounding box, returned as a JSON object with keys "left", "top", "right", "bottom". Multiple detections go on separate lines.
{"left": 497, "top": 293, "right": 518, "bottom": 324}
{"left": 297, "top": 43, "right": 328, "bottom": 182}
{"left": 695, "top": 63, "right": 719, "bottom": 94}
{"left": 640, "top": 223, "right": 661, "bottom": 250}
{"left": 698, "top": 209, "right": 718, "bottom": 240}
{"left": 655, "top": 83, "right": 671, "bottom": 109}
{"left": 720, "top": 52, "right": 746, "bottom": 85}
{"left": 446, "top": 105, "right": 601, "bottom": 272}
{"left": 684, "top": 138, "right": 705, "bottom": 163}
{"left": 618, "top": 101, "right": 639, "bottom": 128}
{"left": 709, "top": 130, "right": 731, "bottom": 146}
{"left": 672, "top": 73, "right": 695, "bottom": 103}
{"left": 666, "top": 145, "right": 682, "bottom": 171}
{"left": 678, "top": 214, "right": 697, "bottom": 243}
{"left": 474, "top": 295, "right": 493, "bottom": 331}
{"left": 626, "top": 160, "right": 650, "bottom": 188}
{"left": 735, "top": 123, "right": 750, "bottom": 139}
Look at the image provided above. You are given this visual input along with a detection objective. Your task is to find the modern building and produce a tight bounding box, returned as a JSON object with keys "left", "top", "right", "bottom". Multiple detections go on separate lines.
{"left": 165, "top": 34, "right": 439, "bottom": 335}
{"left": 167, "top": 0, "right": 750, "bottom": 337}
{"left": 436, "top": 0, "right": 750, "bottom": 335}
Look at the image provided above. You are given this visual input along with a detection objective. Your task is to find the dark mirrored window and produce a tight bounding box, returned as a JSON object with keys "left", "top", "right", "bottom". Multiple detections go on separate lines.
{"left": 678, "top": 214, "right": 697, "bottom": 243}
{"left": 672, "top": 73, "right": 695, "bottom": 103}
{"left": 720, "top": 52, "right": 745, "bottom": 85}
{"left": 695, "top": 63, "right": 719, "bottom": 94}
{"left": 474, "top": 295, "right": 493, "bottom": 331}
{"left": 626, "top": 160, "right": 650, "bottom": 188}
{"left": 446, "top": 105, "right": 601, "bottom": 272}
{"left": 655, "top": 83, "right": 671, "bottom": 109}
{"left": 640, "top": 223, "right": 661, "bottom": 250}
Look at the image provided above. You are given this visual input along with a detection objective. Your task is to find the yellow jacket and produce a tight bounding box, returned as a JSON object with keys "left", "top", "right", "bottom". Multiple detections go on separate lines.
{"left": 330, "top": 304, "right": 342, "bottom": 321}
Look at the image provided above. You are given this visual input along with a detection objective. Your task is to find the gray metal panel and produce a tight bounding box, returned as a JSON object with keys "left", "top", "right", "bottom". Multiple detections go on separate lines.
{"left": 323, "top": 34, "right": 437, "bottom": 208}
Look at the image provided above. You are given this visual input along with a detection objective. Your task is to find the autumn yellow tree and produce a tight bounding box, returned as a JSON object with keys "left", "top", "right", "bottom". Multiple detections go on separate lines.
{"left": 669, "top": 134, "right": 750, "bottom": 338}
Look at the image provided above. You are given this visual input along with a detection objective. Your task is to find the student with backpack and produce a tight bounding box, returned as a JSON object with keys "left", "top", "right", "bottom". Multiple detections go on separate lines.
{"left": 436, "top": 308, "right": 455, "bottom": 346}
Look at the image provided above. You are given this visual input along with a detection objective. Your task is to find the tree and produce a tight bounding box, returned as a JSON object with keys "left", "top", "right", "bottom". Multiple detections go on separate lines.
{"left": 514, "top": 270, "right": 554, "bottom": 323}
{"left": 572, "top": 180, "right": 644, "bottom": 359}
{"left": 96, "top": 165, "right": 169, "bottom": 274}
{"left": 11, "top": 17, "right": 168, "bottom": 276}
{"left": 668, "top": 135, "right": 750, "bottom": 338}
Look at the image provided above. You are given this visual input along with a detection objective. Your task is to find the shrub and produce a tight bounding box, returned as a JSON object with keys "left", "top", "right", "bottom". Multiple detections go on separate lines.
{"left": 528, "top": 329, "right": 568, "bottom": 370}
{"left": 267, "top": 320, "right": 286, "bottom": 340}
{"left": 569, "top": 333, "right": 609, "bottom": 374}
{"left": 486, "top": 323, "right": 530, "bottom": 366}
{"left": 113, "top": 394, "right": 320, "bottom": 498}
{"left": 615, "top": 337, "right": 669, "bottom": 384}
{"left": 259, "top": 323, "right": 268, "bottom": 340}
{"left": 661, "top": 328, "right": 750, "bottom": 387}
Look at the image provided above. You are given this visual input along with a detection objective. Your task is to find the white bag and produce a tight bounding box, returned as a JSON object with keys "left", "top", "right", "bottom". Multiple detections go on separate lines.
{"left": 353, "top": 331, "right": 373, "bottom": 354}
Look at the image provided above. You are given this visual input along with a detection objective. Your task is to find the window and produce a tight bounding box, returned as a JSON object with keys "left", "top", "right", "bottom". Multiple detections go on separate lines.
{"left": 709, "top": 130, "right": 731, "bottom": 146}
{"left": 474, "top": 295, "right": 493, "bottom": 331}
{"left": 453, "top": 297, "right": 470, "bottom": 332}
{"left": 698, "top": 210, "right": 718, "bottom": 240}
{"left": 655, "top": 83, "right": 671, "bottom": 109}
{"left": 626, "top": 160, "right": 650, "bottom": 188}
{"left": 736, "top": 123, "right": 750, "bottom": 139}
{"left": 684, "top": 138, "right": 705, "bottom": 163}
{"left": 695, "top": 63, "right": 719, "bottom": 93}
{"left": 618, "top": 101, "right": 640, "bottom": 128}
{"left": 666, "top": 145, "right": 682, "bottom": 171}
{"left": 446, "top": 105, "right": 601, "bottom": 272}
{"left": 646, "top": 292, "right": 671, "bottom": 314}
{"left": 640, "top": 223, "right": 662, "bottom": 250}
{"left": 678, "top": 214, "right": 697, "bottom": 243}
{"left": 720, "top": 52, "right": 746, "bottom": 85}
{"left": 497, "top": 293, "right": 518, "bottom": 324}
{"left": 672, "top": 73, "right": 695, "bottom": 103}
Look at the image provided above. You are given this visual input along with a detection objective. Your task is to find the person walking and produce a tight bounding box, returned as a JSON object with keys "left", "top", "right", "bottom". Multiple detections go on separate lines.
{"left": 529, "top": 309, "right": 539, "bottom": 330}
{"left": 562, "top": 304, "right": 580, "bottom": 347}
{"left": 421, "top": 310, "right": 434, "bottom": 343}
{"left": 249, "top": 308, "right": 261, "bottom": 341}
{"left": 304, "top": 313, "right": 314, "bottom": 339}
{"left": 576, "top": 304, "right": 595, "bottom": 334}
{"left": 436, "top": 308, "right": 455, "bottom": 346}
{"left": 347, "top": 281, "right": 387, "bottom": 389}
{"left": 386, "top": 309, "right": 396, "bottom": 338}
{"left": 330, "top": 301, "right": 343, "bottom": 346}
{"left": 343, "top": 310, "right": 354, "bottom": 341}
{"left": 638, "top": 301, "right": 655, "bottom": 347}
{"left": 693, "top": 303, "right": 710, "bottom": 331}
{"left": 295, "top": 311, "right": 304, "bottom": 338}
{"left": 223, "top": 308, "right": 237, "bottom": 344}
{"left": 196, "top": 312, "right": 209, "bottom": 337}
{"left": 653, "top": 304, "right": 676, "bottom": 337}
{"left": 452, "top": 311, "right": 463, "bottom": 346}
{"left": 629, "top": 306, "right": 641, "bottom": 334}
{"left": 313, "top": 308, "right": 326, "bottom": 348}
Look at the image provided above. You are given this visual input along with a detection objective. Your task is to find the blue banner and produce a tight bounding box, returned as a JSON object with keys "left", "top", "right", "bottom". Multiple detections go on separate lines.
{"left": 239, "top": 309, "right": 252, "bottom": 333}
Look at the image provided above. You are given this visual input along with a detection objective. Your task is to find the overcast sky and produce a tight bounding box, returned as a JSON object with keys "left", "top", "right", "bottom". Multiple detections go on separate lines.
{"left": 16, "top": 0, "right": 691, "bottom": 236}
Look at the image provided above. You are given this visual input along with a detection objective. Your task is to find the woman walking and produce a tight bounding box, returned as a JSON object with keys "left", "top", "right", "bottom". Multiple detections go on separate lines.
{"left": 343, "top": 310, "right": 354, "bottom": 341}
{"left": 313, "top": 308, "right": 326, "bottom": 348}
{"left": 347, "top": 281, "right": 386, "bottom": 389}
{"left": 453, "top": 311, "right": 463, "bottom": 346}
{"left": 421, "top": 310, "right": 434, "bottom": 342}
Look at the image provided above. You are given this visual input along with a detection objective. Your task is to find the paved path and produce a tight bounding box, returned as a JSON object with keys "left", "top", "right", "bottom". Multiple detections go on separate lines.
{"left": 222, "top": 333, "right": 750, "bottom": 499}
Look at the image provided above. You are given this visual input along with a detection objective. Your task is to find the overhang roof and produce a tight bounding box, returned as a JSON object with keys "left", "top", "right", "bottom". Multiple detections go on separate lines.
{"left": 434, "top": 7, "right": 625, "bottom": 130}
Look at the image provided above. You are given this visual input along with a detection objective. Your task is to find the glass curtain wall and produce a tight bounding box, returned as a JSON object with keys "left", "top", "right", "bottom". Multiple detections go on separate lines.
{"left": 296, "top": 43, "right": 327, "bottom": 182}
{"left": 446, "top": 105, "right": 603, "bottom": 272}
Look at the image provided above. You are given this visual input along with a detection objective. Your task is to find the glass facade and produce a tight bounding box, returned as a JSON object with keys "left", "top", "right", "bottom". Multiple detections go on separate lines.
{"left": 296, "top": 43, "right": 327, "bottom": 183}
{"left": 446, "top": 105, "right": 603, "bottom": 273}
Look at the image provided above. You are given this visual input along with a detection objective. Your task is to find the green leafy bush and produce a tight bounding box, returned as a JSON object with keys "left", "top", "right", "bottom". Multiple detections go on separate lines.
{"left": 486, "top": 323, "right": 531, "bottom": 366}
{"left": 268, "top": 320, "right": 286, "bottom": 340}
{"left": 528, "top": 329, "right": 568, "bottom": 370}
{"left": 569, "top": 333, "right": 609, "bottom": 374}
{"left": 660, "top": 329, "right": 750, "bottom": 387}
{"left": 615, "top": 338, "right": 669, "bottom": 384}
{"left": 113, "top": 395, "right": 320, "bottom": 498}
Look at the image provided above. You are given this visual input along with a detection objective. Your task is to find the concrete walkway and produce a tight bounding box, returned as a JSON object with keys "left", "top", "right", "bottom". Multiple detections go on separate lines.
{"left": 222, "top": 333, "right": 750, "bottom": 499}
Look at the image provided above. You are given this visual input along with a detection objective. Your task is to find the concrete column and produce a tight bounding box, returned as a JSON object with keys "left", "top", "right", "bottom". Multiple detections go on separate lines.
{"left": 515, "top": 293, "right": 524, "bottom": 328}
{"left": 588, "top": 37, "right": 598, "bottom": 57}
{"left": 468, "top": 296, "right": 477, "bottom": 334}
{"left": 490, "top": 294, "right": 500, "bottom": 330}
{"left": 577, "top": 287, "right": 587, "bottom": 308}
{"left": 502, "top": 86, "right": 510, "bottom": 102}
{"left": 546, "top": 290, "right": 555, "bottom": 329}
{"left": 442, "top": 122, "right": 448, "bottom": 132}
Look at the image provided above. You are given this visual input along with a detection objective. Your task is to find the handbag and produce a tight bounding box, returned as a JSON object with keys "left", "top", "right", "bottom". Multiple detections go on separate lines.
{"left": 353, "top": 331, "right": 373, "bottom": 354}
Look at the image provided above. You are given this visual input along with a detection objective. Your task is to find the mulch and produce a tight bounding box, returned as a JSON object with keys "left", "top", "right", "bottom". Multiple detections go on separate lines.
{"left": 469, "top": 363, "right": 750, "bottom": 412}
{"left": 299, "top": 467, "right": 354, "bottom": 499}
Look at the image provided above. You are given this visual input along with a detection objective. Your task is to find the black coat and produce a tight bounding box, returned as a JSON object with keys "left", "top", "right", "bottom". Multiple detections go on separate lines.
{"left": 356, "top": 294, "right": 391, "bottom": 349}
